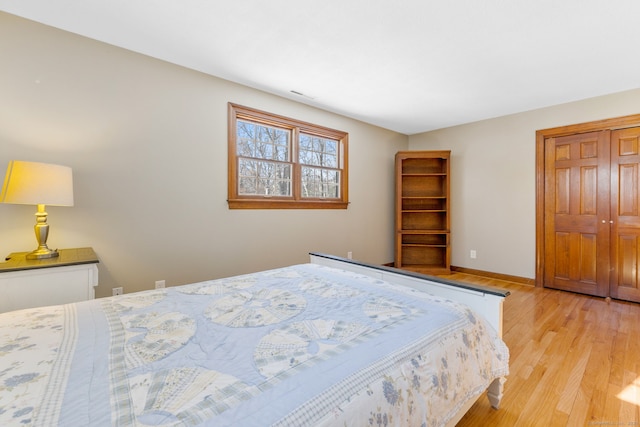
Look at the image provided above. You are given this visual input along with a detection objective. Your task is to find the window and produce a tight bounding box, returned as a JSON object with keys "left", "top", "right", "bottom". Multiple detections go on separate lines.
{"left": 228, "top": 103, "right": 348, "bottom": 209}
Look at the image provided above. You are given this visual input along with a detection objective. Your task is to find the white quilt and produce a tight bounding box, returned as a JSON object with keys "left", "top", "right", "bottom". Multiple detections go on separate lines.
{"left": 0, "top": 263, "right": 509, "bottom": 426}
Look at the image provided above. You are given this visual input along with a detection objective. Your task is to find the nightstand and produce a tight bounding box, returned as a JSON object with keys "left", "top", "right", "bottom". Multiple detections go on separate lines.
{"left": 0, "top": 247, "right": 99, "bottom": 313}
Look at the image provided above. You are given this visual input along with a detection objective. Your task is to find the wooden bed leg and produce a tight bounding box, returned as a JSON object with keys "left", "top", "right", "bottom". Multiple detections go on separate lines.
{"left": 487, "top": 377, "right": 506, "bottom": 409}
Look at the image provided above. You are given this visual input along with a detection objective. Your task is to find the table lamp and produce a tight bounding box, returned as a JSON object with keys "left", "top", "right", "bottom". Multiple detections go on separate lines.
{"left": 0, "top": 160, "right": 74, "bottom": 259}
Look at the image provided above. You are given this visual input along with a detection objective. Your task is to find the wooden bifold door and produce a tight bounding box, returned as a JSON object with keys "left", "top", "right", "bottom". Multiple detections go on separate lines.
{"left": 541, "top": 123, "right": 640, "bottom": 303}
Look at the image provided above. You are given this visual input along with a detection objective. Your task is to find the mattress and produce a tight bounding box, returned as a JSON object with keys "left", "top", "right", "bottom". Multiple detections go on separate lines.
{"left": 0, "top": 263, "right": 509, "bottom": 426}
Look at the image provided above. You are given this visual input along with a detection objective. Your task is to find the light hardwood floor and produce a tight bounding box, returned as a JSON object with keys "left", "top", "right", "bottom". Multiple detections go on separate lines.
{"left": 443, "top": 273, "right": 640, "bottom": 427}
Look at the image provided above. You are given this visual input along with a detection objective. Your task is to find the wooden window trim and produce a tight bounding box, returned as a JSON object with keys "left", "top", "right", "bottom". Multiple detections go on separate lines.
{"left": 228, "top": 103, "right": 349, "bottom": 209}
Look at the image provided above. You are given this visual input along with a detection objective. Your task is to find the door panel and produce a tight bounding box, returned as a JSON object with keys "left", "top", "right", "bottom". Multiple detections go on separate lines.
{"left": 544, "top": 132, "right": 610, "bottom": 297}
{"left": 610, "top": 127, "right": 640, "bottom": 302}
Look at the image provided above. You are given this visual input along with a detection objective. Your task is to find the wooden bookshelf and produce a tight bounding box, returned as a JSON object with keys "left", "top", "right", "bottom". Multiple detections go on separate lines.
{"left": 395, "top": 151, "right": 451, "bottom": 273}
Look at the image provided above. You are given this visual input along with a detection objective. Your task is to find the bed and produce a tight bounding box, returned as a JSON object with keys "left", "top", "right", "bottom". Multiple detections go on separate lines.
{"left": 0, "top": 253, "right": 509, "bottom": 426}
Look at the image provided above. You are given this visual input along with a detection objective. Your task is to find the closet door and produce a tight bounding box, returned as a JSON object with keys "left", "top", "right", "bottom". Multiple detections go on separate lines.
{"left": 543, "top": 131, "right": 610, "bottom": 297}
{"left": 610, "top": 127, "right": 640, "bottom": 302}
{"left": 537, "top": 114, "right": 640, "bottom": 301}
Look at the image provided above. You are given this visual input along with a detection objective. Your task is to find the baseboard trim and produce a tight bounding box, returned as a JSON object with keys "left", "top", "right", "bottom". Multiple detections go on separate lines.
{"left": 450, "top": 265, "right": 535, "bottom": 286}
{"left": 383, "top": 262, "right": 534, "bottom": 286}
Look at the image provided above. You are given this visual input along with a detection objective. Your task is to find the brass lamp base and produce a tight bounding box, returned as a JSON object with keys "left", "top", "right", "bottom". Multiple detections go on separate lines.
{"left": 26, "top": 247, "right": 59, "bottom": 260}
{"left": 26, "top": 204, "right": 59, "bottom": 260}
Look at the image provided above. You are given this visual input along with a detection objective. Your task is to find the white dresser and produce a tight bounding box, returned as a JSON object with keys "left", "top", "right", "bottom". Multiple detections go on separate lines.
{"left": 0, "top": 247, "right": 99, "bottom": 313}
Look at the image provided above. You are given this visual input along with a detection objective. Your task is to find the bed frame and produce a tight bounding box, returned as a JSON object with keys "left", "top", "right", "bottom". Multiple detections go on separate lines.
{"left": 309, "top": 252, "right": 509, "bottom": 423}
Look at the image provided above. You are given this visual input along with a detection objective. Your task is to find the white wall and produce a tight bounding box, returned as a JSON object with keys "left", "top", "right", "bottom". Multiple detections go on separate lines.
{"left": 409, "top": 89, "right": 640, "bottom": 279}
{"left": 0, "top": 12, "right": 407, "bottom": 297}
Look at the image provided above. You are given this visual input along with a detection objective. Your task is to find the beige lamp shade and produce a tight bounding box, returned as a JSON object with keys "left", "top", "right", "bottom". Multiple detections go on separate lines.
{"left": 1, "top": 160, "right": 74, "bottom": 206}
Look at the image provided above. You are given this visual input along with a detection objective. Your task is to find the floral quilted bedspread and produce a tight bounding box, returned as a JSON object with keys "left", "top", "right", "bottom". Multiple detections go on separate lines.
{"left": 0, "top": 263, "right": 508, "bottom": 426}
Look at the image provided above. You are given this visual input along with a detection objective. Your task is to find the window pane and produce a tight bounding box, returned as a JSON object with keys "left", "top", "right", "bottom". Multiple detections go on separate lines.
{"left": 239, "top": 176, "right": 257, "bottom": 194}
{"left": 301, "top": 166, "right": 340, "bottom": 198}
{"left": 238, "top": 159, "right": 291, "bottom": 196}
{"left": 237, "top": 120, "right": 289, "bottom": 161}
{"left": 237, "top": 121, "right": 256, "bottom": 157}
{"left": 299, "top": 134, "right": 338, "bottom": 168}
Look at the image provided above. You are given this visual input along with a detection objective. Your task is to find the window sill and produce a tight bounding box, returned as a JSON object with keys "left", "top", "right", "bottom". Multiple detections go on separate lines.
{"left": 227, "top": 199, "right": 349, "bottom": 210}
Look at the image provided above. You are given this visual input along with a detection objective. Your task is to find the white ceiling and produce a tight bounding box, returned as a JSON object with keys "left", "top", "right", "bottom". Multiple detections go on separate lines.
{"left": 2, "top": 0, "right": 640, "bottom": 135}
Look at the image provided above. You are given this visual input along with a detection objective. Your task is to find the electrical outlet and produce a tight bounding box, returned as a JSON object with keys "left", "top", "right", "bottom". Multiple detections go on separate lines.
{"left": 112, "top": 287, "right": 123, "bottom": 296}
{"left": 155, "top": 280, "right": 166, "bottom": 289}
{"left": 470, "top": 250, "right": 477, "bottom": 259}
{"left": 347, "top": 251, "right": 353, "bottom": 259}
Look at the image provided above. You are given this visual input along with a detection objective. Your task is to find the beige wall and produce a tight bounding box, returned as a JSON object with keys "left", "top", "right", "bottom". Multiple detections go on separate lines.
{"left": 3, "top": 12, "right": 639, "bottom": 293}
{"left": 409, "top": 89, "right": 640, "bottom": 279}
{"left": 0, "top": 13, "right": 407, "bottom": 297}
